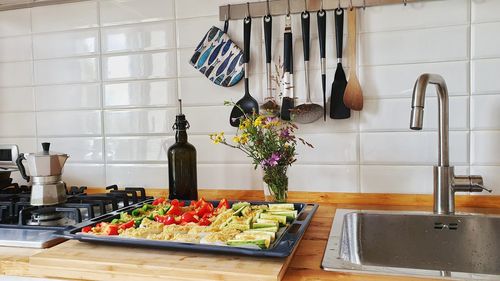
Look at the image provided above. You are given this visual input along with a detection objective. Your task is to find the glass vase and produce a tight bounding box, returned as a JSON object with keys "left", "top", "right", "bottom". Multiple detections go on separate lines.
{"left": 262, "top": 165, "right": 288, "bottom": 202}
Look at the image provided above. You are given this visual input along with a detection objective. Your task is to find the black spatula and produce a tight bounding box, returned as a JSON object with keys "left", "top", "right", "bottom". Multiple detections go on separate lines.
{"left": 317, "top": 9, "right": 327, "bottom": 121}
{"left": 330, "top": 8, "right": 350, "bottom": 119}
{"left": 280, "top": 14, "right": 294, "bottom": 121}
{"left": 229, "top": 17, "right": 259, "bottom": 127}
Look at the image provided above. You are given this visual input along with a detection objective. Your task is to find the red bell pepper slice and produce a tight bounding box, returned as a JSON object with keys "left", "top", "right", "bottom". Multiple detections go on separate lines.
{"left": 82, "top": 226, "right": 92, "bottom": 233}
{"left": 152, "top": 197, "right": 166, "bottom": 206}
{"left": 155, "top": 215, "right": 177, "bottom": 225}
{"left": 119, "top": 220, "right": 135, "bottom": 230}
{"left": 217, "top": 198, "right": 230, "bottom": 210}
{"left": 196, "top": 201, "right": 214, "bottom": 217}
{"left": 181, "top": 211, "right": 199, "bottom": 224}
{"left": 198, "top": 217, "right": 211, "bottom": 226}
{"left": 166, "top": 205, "right": 182, "bottom": 216}
{"left": 107, "top": 224, "right": 119, "bottom": 235}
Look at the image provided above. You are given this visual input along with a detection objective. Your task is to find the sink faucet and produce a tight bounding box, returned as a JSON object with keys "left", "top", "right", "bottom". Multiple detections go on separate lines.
{"left": 410, "top": 73, "right": 492, "bottom": 215}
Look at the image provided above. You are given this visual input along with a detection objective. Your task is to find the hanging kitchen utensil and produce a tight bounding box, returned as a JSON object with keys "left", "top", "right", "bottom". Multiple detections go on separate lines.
{"left": 292, "top": 10, "right": 323, "bottom": 124}
{"left": 280, "top": 13, "right": 294, "bottom": 121}
{"left": 317, "top": 8, "right": 327, "bottom": 121}
{"left": 343, "top": 9, "right": 363, "bottom": 111}
{"left": 330, "top": 8, "right": 351, "bottom": 119}
{"left": 190, "top": 6, "right": 244, "bottom": 87}
{"left": 229, "top": 17, "right": 259, "bottom": 127}
{"left": 260, "top": 11, "right": 279, "bottom": 115}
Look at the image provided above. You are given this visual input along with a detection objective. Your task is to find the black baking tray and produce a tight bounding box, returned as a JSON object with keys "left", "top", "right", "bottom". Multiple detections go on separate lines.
{"left": 57, "top": 199, "right": 318, "bottom": 257}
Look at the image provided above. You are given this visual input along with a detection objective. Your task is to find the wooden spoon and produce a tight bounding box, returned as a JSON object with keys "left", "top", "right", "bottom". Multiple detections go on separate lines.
{"left": 343, "top": 9, "right": 363, "bottom": 111}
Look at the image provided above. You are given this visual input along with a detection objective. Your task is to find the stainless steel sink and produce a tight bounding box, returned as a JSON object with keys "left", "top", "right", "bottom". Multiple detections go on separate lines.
{"left": 322, "top": 209, "right": 500, "bottom": 280}
{"left": 321, "top": 74, "right": 499, "bottom": 279}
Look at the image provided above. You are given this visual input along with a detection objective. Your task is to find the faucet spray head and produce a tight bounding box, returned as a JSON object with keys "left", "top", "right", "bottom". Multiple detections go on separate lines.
{"left": 410, "top": 75, "right": 429, "bottom": 130}
{"left": 410, "top": 106, "right": 424, "bottom": 130}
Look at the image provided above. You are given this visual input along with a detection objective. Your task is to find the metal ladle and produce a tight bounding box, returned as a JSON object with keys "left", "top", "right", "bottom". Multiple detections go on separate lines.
{"left": 292, "top": 9, "right": 323, "bottom": 124}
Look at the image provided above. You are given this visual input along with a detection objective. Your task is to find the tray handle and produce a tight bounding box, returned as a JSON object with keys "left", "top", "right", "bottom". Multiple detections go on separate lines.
{"left": 271, "top": 203, "right": 319, "bottom": 255}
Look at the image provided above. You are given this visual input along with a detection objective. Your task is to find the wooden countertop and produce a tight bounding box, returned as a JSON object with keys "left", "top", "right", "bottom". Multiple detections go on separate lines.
{"left": 2, "top": 190, "right": 500, "bottom": 281}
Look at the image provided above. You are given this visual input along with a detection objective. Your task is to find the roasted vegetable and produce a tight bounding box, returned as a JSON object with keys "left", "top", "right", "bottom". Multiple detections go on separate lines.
{"left": 81, "top": 198, "right": 297, "bottom": 249}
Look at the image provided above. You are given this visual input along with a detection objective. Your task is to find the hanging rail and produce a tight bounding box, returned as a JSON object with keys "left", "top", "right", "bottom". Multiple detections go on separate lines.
{"left": 219, "top": 0, "right": 433, "bottom": 21}
{"left": 0, "top": 0, "right": 88, "bottom": 11}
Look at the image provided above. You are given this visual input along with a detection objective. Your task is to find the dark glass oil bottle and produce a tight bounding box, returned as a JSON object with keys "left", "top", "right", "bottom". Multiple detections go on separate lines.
{"left": 168, "top": 99, "right": 198, "bottom": 200}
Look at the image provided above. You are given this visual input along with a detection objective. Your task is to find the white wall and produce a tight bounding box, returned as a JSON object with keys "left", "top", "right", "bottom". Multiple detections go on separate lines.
{"left": 0, "top": 0, "right": 499, "bottom": 195}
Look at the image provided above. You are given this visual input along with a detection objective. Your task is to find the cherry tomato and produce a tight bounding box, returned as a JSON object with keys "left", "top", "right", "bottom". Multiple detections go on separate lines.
{"left": 181, "top": 211, "right": 199, "bottom": 223}
{"left": 82, "top": 226, "right": 92, "bottom": 233}
{"left": 170, "top": 199, "right": 180, "bottom": 206}
{"left": 217, "top": 198, "right": 230, "bottom": 210}
{"left": 167, "top": 205, "right": 182, "bottom": 216}
{"left": 152, "top": 197, "right": 166, "bottom": 206}
{"left": 119, "top": 220, "right": 135, "bottom": 230}
{"left": 107, "top": 224, "right": 119, "bottom": 235}
{"left": 198, "top": 217, "right": 211, "bottom": 226}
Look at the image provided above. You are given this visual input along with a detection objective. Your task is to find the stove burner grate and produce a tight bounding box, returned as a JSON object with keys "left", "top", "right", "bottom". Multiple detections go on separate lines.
{"left": 1, "top": 185, "right": 151, "bottom": 227}
{"left": 28, "top": 207, "right": 65, "bottom": 226}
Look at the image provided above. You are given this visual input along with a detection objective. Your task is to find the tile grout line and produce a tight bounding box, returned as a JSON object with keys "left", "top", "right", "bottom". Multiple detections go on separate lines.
{"left": 28, "top": 6, "right": 38, "bottom": 152}
{"left": 96, "top": 0, "right": 107, "bottom": 186}
{"left": 171, "top": 0, "right": 179, "bottom": 179}
{"left": 356, "top": 8, "right": 362, "bottom": 193}
{"left": 467, "top": 0, "right": 472, "bottom": 177}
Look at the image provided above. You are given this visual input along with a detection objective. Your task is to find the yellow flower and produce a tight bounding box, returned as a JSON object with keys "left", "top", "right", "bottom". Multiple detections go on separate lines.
{"left": 263, "top": 122, "right": 272, "bottom": 129}
{"left": 253, "top": 116, "right": 264, "bottom": 127}
{"left": 232, "top": 136, "right": 241, "bottom": 143}
{"left": 210, "top": 132, "right": 225, "bottom": 144}
{"left": 239, "top": 119, "right": 251, "bottom": 130}
{"left": 263, "top": 118, "right": 280, "bottom": 129}
{"left": 239, "top": 133, "right": 249, "bottom": 144}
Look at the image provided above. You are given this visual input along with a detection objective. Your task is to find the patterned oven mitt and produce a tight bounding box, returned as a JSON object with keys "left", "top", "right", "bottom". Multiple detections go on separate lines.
{"left": 190, "top": 23, "right": 244, "bottom": 87}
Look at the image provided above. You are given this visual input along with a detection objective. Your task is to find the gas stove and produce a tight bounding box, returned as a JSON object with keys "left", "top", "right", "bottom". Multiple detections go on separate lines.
{"left": 0, "top": 183, "right": 153, "bottom": 248}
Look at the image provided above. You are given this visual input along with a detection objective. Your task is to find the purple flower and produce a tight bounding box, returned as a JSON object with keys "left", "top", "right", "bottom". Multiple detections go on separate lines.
{"left": 266, "top": 116, "right": 278, "bottom": 123}
{"left": 268, "top": 153, "right": 281, "bottom": 166}
{"left": 261, "top": 152, "right": 281, "bottom": 167}
{"left": 280, "top": 128, "right": 290, "bottom": 139}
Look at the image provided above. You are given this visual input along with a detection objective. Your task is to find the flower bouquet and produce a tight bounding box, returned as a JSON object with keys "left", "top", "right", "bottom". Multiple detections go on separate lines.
{"left": 210, "top": 105, "right": 312, "bottom": 202}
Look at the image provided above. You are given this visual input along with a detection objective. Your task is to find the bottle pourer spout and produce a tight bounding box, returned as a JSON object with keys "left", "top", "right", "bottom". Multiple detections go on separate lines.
{"left": 42, "top": 142, "right": 50, "bottom": 154}
{"left": 178, "top": 99, "right": 183, "bottom": 115}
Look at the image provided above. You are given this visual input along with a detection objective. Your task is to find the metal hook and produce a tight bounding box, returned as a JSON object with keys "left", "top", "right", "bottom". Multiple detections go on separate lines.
{"left": 363, "top": 0, "right": 366, "bottom": 10}
{"left": 338, "top": 0, "right": 341, "bottom": 9}
{"left": 286, "top": 0, "right": 291, "bottom": 16}
{"left": 246, "top": 2, "right": 250, "bottom": 18}
{"left": 349, "top": 0, "right": 353, "bottom": 10}
{"left": 225, "top": 4, "right": 230, "bottom": 21}
{"left": 403, "top": 0, "right": 407, "bottom": 6}
{"left": 266, "top": 0, "right": 270, "bottom": 16}
{"left": 302, "top": 0, "right": 309, "bottom": 18}
{"left": 320, "top": 0, "right": 324, "bottom": 11}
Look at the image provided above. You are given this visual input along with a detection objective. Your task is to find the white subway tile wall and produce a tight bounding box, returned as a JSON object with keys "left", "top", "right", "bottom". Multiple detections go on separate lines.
{"left": 0, "top": 0, "right": 499, "bottom": 195}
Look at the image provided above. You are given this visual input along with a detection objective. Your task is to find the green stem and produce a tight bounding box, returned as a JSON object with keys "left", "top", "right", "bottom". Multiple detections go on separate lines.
{"left": 263, "top": 165, "right": 288, "bottom": 202}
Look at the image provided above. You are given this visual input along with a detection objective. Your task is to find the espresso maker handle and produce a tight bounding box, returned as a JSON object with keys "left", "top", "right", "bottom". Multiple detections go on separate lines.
{"left": 16, "top": 153, "right": 30, "bottom": 182}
